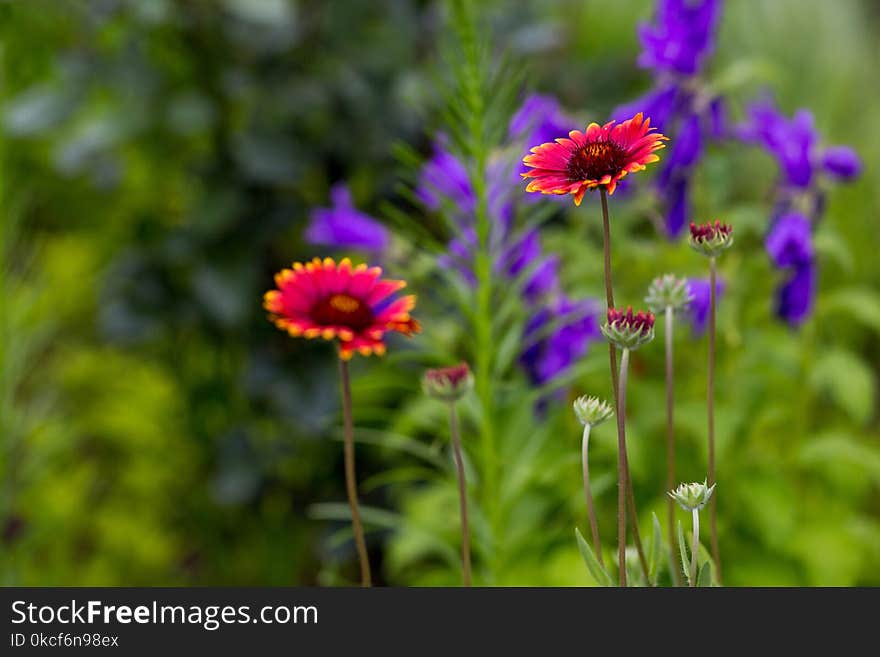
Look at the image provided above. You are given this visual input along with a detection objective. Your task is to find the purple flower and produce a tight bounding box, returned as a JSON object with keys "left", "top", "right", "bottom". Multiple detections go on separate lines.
{"left": 613, "top": 84, "right": 681, "bottom": 132}
{"left": 766, "top": 212, "right": 813, "bottom": 268}
{"left": 637, "top": 0, "right": 721, "bottom": 76}
{"left": 510, "top": 94, "right": 571, "bottom": 147}
{"left": 415, "top": 138, "right": 476, "bottom": 216}
{"left": 520, "top": 297, "right": 601, "bottom": 385}
{"left": 776, "top": 262, "right": 815, "bottom": 326}
{"left": 663, "top": 176, "right": 690, "bottom": 237}
{"left": 503, "top": 229, "right": 560, "bottom": 302}
{"left": 737, "top": 99, "right": 817, "bottom": 189}
{"left": 657, "top": 112, "right": 703, "bottom": 193}
{"left": 821, "top": 146, "right": 862, "bottom": 181}
{"left": 685, "top": 277, "right": 725, "bottom": 336}
{"left": 305, "top": 184, "right": 389, "bottom": 252}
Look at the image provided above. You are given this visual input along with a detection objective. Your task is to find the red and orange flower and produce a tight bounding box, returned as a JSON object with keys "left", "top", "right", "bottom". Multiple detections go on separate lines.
{"left": 522, "top": 112, "right": 668, "bottom": 205}
{"left": 264, "top": 257, "right": 420, "bottom": 360}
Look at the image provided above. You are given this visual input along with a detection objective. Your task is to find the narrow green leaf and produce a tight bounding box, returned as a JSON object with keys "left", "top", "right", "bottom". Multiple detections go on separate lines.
{"left": 648, "top": 512, "right": 663, "bottom": 585}
{"left": 575, "top": 527, "right": 612, "bottom": 587}
{"left": 697, "top": 561, "right": 713, "bottom": 587}
{"left": 677, "top": 520, "right": 691, "bottom": 586}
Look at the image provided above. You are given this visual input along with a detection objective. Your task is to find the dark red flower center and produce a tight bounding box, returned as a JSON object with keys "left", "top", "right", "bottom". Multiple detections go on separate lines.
{"left": 311, "top": 294, "right": 374, "bottom": 331}
{"left": 566, "top": 140, "right": 628, "bottom": 183}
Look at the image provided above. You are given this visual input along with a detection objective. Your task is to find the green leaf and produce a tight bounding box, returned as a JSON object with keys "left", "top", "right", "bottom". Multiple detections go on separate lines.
{"left": 677, "top": 520, "right": 691, "bottom": 586}
{"left": 798, "top": 432, "right": 880, "bottom": 486}
{"left": 818, "top": 288, "right": 880, "bottom": 335}
{"left": 697, "top": 561, "right": 713, "bottom": 587}
{"left": 813, "top": 229, "right": 854, "bottom": 274}
{"left": 493, "top": 318, "right": 525, "bottom": 379}
{"left": 648, "top": 512, "right": 663, "bottom": 585}
{"left": 575, "top": 527, "right": 612, "bottom": 587}
{"left": 809, "top": 348, "right": 876, "bottom": 425}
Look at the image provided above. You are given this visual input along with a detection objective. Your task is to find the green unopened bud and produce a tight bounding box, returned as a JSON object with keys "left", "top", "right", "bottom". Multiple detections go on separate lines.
{"left": 645, "top": 274, "right": 693, "bottom": 312}
{"left": 668, "top": 480, "right": 715, "bottom": 512}
{"left": 573, "top": 395, "right": 614, "bottom": 427}
{"left": 422, "top": 362, "right": 473, "bottom": 402}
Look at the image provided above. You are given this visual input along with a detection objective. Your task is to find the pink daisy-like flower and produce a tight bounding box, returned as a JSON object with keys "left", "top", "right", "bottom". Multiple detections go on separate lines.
{"left": 264, "top": 257, "right": 420, "bottom": 360}
{"left": 522, "top": 112, "right": 668, "bottom": 205}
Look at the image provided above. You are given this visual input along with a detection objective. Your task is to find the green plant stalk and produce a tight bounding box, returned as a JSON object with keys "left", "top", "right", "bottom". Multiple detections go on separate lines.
{"left": 581, "top": 424, "right": 603, "bottom": 567}
{"left": 448, "top": 403, "right": 472, "bottom": 586}
{"left": 665, "top": 305, "right": 682, "bottom": 586}
{"left": 599, "top": 189, "right": 650, "bottom": 584}
{"left": 451, "top": 0, "right": 500, "bottom": 581}
{"left": 690, "top": 508, "right": 700, "bottom": 587}
{"left": 708, "top": 256, "right": 721, "bottom": 583}
{"left": 339, "top": 359, "right": 372, "bottom": 587}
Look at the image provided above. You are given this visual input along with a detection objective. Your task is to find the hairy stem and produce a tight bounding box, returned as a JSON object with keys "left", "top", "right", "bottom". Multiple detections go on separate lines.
{"left": 581, "top": 425, "right": 603, "bottom": 567}
{"left": 339, "top": 359, "right": 372, "bottom": 587}
{"left": 449, "top": 403, "right": 472, "bottom": 586}
{"left": 665, "top": 305, "right": 682, "bottom": 586}
{"left": 690, "top": 508, "right": 700, "bottom": 587}
{"left": 708, "top": 256, "right": 721, "bottom": 583}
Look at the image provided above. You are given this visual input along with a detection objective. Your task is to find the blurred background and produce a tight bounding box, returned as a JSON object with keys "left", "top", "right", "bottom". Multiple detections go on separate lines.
{"left": 1, "top": 0, "right": 878, "bottom": 586}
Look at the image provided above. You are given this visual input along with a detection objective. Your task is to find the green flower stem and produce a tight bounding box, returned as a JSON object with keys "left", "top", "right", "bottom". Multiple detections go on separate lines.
{"left": 708, "top": 256, "right": 721, "bottom": 582}
{"left": 581, "top": 424, "right": 603, "bottom": 567}
{"left": 339, "top": 359, "right": 372, "bottom": 586}
{"left": 448, "top": 403, "right": 472, "bottom": 586}
{"left": 665, "top": 305, "right": 682, "bottom": 586}
{"left": 690, "top": 508, "right": 700, "bottom": 587}
{"left": 599, "top": 189, "right": 650, "bottom": 585}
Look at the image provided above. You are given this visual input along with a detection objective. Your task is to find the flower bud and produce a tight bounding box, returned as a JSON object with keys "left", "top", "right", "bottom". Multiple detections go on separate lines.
{"left": 645, "top": 274, "right": 693, "bottom": 312}
{"left": 573, "top": 395, "right": 614, "bottom": 427}
{"left": 688, "top": 220, "right": 733, "bottom": 257}
{"left": 668, "top": 480, "right": 715, "bottom": 512}
{"left": 600, "top": 306, "right": 655, "bottom": 350}
{"left": 422, "top": 362, "right": 473, "bottom": 402}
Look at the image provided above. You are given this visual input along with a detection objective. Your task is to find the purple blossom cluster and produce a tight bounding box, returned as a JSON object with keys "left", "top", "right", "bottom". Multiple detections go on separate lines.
{"left": 616, "top": 0, "right": 861, "bottom": 326}
{"left": 735, "top": 97, "right": 860, "bottom": 325}
{"left": 685, "top": 277, "right": 725, "bottom": 336}
{"left": 417, "top": 95, "right": 602, "bottom": 386}
{"left": 303, "top": 93, "right": 602, "bottom": 388}
{"left": 615, "top": 0, "right": 723, "bottom": 237}
{"left": 304, "top": 184, "right": 390, "bottom": 253}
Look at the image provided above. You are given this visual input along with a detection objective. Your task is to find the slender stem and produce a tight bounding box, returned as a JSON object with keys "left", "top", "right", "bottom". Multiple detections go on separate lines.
{"left": 665, "top": 306, "right": 682, "bottom": 586}
{"left": 449, "top": 403, "right": 472, "bottom": 586}
{"left": 599, "top": 189, "right": 649, "bottom": 584}
{"left": 339, "top": 359, "right": 372, "bottom": 587}
{"left": 690, "top": 508, "right": 700, "bottom": 587}
{"left": 581, "top": 425, "right": 603, "bottom": 567}
{"left": 600, "top": 189, "right": 619, "bottom": 395}
{"left": 614, "top": 348, "right": 631, "bottom": 586}
{"left": 708, "top": 257, "right": 721, "bottom": 583}
{"left": 623, "top": 455, "right": 650, "bottom": 584}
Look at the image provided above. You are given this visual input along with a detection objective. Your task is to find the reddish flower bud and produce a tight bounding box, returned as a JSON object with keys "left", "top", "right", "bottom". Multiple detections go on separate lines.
{"left": 688, "top": 220, "right": 734, "bottom": 256}
{"left": 602, "top": 306, "right": 655, "bottom": 350}
{"left": 422, "top": 362, "right": 473, "bottom": 402}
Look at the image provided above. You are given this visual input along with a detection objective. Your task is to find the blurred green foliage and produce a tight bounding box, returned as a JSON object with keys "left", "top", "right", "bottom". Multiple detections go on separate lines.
{"left": 1, "top": 0, "right": 878, "bottom": 586}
